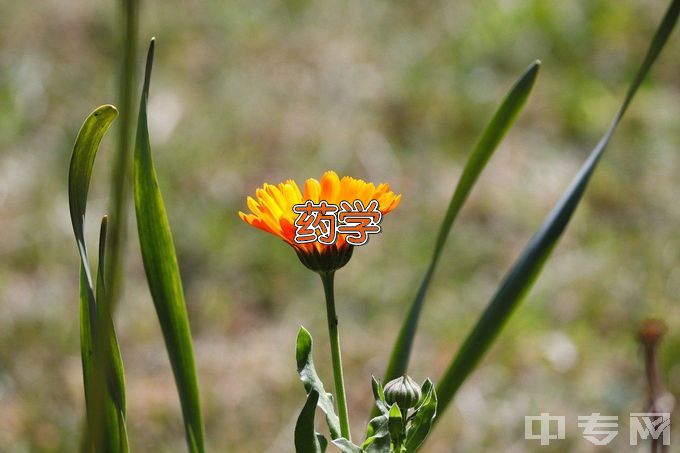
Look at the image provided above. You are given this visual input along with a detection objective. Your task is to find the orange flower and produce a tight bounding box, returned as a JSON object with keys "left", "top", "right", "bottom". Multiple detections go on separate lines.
{"left": 239, "top": 170, "right": 401, "bottom": 272}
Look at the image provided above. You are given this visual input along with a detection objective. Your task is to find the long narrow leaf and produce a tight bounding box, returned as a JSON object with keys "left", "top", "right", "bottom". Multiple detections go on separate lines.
{"left": 78, "top": 259, "right": 127, "bottom": 453}
{"left": 133, "top": 38, "right": 206, "bottom": 453}
{"left": 96, "top": 218, "right": 129, "bottom": 453}
{"left": 69, "top": 105, "right": 118, "bottom": 290}
{"left": 69, "top": 106, "right": 128, "bottom": 452}
{"left": 78, "top": 266, "right": 95, "bottom": 452}
{"left": 435, "top": 0, "right": 680, "bottom": 418}
{"left": 96, "top": 217, "right": 128, "bottom": 446}
{"left": 382, "top": 61, "right": 541, "bottom": 384}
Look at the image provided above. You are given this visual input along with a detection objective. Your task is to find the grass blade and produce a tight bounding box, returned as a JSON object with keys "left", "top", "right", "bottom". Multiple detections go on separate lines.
{"left": 78, "top": 265, "right": 95, "bottom": 452}
{"left": 69, "top": 106, "right": 128, "bottom": 452}
{"left": 96, "top": 217, "right": 128, "bottom": 448}
{"left": 96, "top": 218, "right": 127, "bottom": 413}
{"left": 435, "top": 0, "right": 680, "bottom": 419}
{"left": 381, "top": 61, "right": 541, "bottom": 385}
{"left": 133, "top": 38, "right": 206, "bottom": 453}
{"left": 69, "top": 105, "right": 118, "bottom": 290}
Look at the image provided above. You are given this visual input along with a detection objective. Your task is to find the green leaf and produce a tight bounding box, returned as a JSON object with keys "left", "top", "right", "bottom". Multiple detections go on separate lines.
{"left": 364, "top": 413, "right": 388, "bottom": 443}
{"left": 435, "top": 0, "right": 680, "bottom": 420}
{"left": 404, "top": 380, "right": 437, "bottom": 452}
{"left": 68, "top": 104, "right": 118, "bottom": 291}
{"left": 96, "top": 217, "right": 127, "bottom": 416}
{"left": 382, "top": 61, "right": 541, "bottom": 385}
{"left": 78, "top": 266, "right": 95, "bottom": 453}
{"left": 362, "top": 410, "right": 390, "bottom": 453}
{"left": 295, "top": 389, "right": 326, "bottom": 453}
{"left": 317, "top": 434, "right": 328, "bottom": 452}
{"left": 417, "top": 379, "right": 432, "bottom": 406}
{"left": 332, "top": 438, "right": 365, "bottom": 453}
{"left": 95, "top": 216, "right": 108, "bottom": 308}
{"left": 387, "top": 404, "right": 404, "bottom": 448}
{"left": 371, "top": 376, "right": 389, "bottom": 416}
{"left": 115, "top": 409, "right": 129, "bottom": 453}
{"left": 296, "top": 326, "right": 342, "bottom": 439}
{"left": 363, "top": 431, "right": 390, "bottom": 453}
{"left": 133, "top": 38, "right": 205, "bottom": 453}
{"left": 371, "top": 376, "right": 385, "bottom": 402}
{"left": 68, "top": 106, "right": 128, "bottom": 453}
{"left": 96, "top": 217, "right": 128, "bottom": 451}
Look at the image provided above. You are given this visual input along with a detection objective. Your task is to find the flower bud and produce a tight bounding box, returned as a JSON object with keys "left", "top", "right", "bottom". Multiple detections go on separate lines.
{"left": 384, "top": 375, "right": 422, "bottom": 411}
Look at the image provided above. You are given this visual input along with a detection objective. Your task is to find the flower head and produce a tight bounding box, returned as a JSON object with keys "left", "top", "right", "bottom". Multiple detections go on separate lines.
{"left": 239, "top": 170, "right": 401, "bottom": 272}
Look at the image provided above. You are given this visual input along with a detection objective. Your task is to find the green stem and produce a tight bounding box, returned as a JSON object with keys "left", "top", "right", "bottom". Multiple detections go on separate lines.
{"left": 105, "top": 0, "right": 138, "bottom": 312}
{"left": 320, "top": 271, "right": 351, "bottom": 441}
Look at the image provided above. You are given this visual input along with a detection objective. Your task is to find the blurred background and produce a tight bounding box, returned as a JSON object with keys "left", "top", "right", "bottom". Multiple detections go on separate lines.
{"left": 1, "top": 0, "right": 679, "bottom": 451}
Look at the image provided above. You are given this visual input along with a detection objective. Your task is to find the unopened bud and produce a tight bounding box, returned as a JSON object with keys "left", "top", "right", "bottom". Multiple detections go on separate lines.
{"left": 384, "top": 375, "right": 422, "bottom": 410}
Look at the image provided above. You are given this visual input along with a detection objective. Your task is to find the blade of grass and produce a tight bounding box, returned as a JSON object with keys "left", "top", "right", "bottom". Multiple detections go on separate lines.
{"left": 435, "top": 0, "right": 680, "bottom": 419}
{"left": 381, "top": 61, "right": 541, "bottom": 387}
{"left": 69, "top": 106, "right": 128, "bottom": 452}
{"left": 96, "top": 217, "right": 128, "bottom": 448}
{"left": 69, "top": 108, "right": 117, "bottom": 387}
{"left": 69, "top": 105, "right": 118, "bottom": 290}
{"left": 78, "top": 265, "right": 95, "bottom": 452}
{"left": 97, "top": 219, "right": 127, "bottom": 412}
{"left": 105, "top": 0, "right": 139, "bottom": 313}
{"left": 78, "top": 262, "right": 126, "bottom": 453}
{"left": 133, "top": 38, "right": 206, "bottom": 453}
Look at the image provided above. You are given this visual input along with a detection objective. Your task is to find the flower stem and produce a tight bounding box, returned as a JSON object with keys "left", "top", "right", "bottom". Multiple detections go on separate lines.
{"left": 320, "top": 271, "right": 351, "bottom": 441}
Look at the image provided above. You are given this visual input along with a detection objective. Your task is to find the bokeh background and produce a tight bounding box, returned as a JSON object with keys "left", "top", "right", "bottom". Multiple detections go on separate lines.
{"left": 1, "top": 0, "right": 679, "bottom": 451}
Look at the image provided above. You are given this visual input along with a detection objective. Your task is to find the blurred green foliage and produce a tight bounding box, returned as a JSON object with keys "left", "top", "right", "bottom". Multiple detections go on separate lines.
{"left": 0, "top": 0, "right": 678, "bottom": 451}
